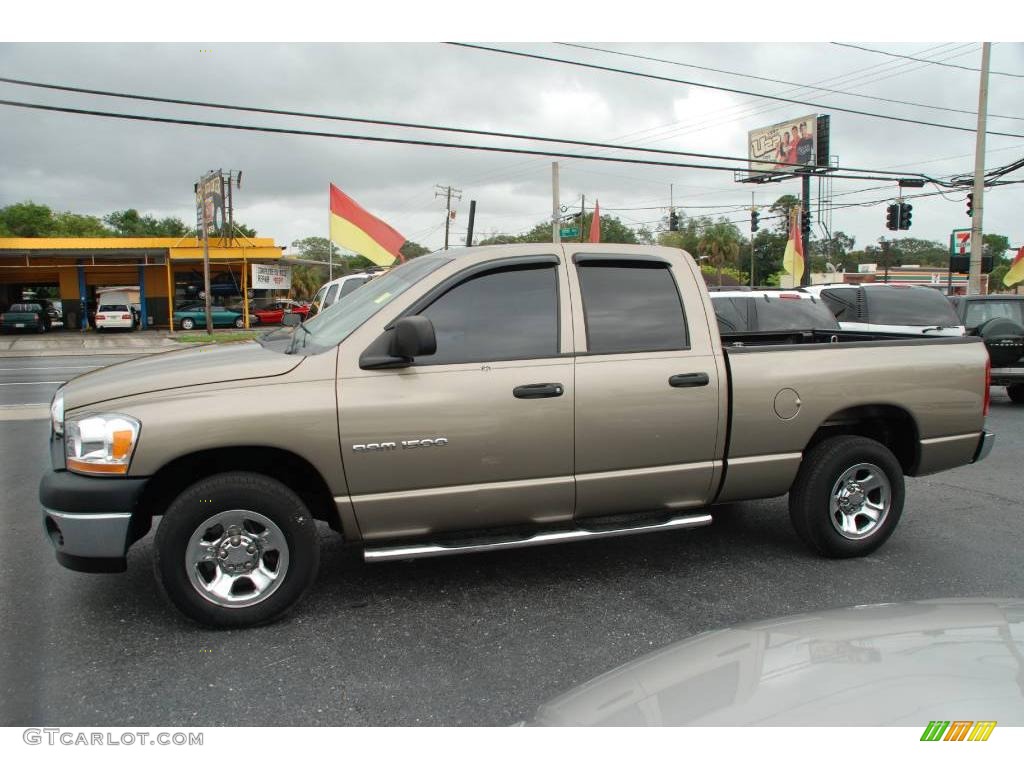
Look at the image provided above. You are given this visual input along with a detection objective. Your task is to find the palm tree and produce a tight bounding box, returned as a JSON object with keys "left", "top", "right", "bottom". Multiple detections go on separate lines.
{"left": 698, "top": 221, "right": 742, "bottom": 286}
{"left": 289, "top": 265, "right": 324, "bottom": 301}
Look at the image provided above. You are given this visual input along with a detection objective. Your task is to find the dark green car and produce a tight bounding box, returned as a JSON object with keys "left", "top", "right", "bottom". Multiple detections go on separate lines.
{"left": 173, "top": 303, "right": 244, "bottom": 330}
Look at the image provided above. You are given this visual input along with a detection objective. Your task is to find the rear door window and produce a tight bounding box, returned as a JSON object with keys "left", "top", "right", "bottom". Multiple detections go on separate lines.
{"left": 577, "top": 261, "right": 688, "bottom": 354}
{"left": 820, "top": 287, "right": 860, "bottom": 322}
{"left": 711, "top": 297, "right": 750, "bottom": 333}
{"left": 865, "top": 288, "right": 962, "bottom": 327}
{"left": 964, "top": 300, "right": 1024, "bottom": 328}
{"left": 753, "top": 297, "right": 840, "bottom": 331}
{"left": 324, "top": 284, "right": 340, "bottom": 308}
{"left": 339, "top": 277, "right": 368, "bottom": 298}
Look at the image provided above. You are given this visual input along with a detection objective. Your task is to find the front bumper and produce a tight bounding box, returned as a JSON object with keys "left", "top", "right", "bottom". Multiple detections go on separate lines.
{"left": 973, "top": 430, "right": 995, "bottom": 463}
{"left": 40, "top": 471, "right": 149, "bottom": 573}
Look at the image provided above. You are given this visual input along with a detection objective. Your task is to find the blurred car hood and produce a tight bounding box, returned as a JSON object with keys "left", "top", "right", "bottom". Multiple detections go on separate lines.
{"left": 531, "top": 598, "right": 1024, "bottom": 726}
{"left": 61, "top": 341, "right": 303, "bottom": 411}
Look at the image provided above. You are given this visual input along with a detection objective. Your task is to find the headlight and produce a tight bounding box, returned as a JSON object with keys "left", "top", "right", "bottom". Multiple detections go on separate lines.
{"left": 50, "top": 389, "right": 64, "bottom": 436}
{"left": 64, "top": 414, "right": 141, "bottom": 475}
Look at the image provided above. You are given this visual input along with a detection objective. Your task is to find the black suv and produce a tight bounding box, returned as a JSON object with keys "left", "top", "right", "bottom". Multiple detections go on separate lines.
{"left": 948, "top": 294, "right": 1024, "bottom": 403}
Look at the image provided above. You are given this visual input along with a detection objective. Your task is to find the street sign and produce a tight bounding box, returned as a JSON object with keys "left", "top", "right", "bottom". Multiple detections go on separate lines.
{"left": 950, "top": 228, "right": 971, "bottom": 257}
{"left": 559, "top": 227, "right": 579, "bottom": 238}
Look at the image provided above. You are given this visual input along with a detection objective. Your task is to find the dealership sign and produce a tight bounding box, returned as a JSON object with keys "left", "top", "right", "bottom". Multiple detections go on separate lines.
{"left": 251, "top": 263, "right": 292, "bottom": 290}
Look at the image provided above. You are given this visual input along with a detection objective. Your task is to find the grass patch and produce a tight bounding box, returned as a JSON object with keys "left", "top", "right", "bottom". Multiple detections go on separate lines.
{"left": 174, "top": 332, "right": 262, "bottom": 344}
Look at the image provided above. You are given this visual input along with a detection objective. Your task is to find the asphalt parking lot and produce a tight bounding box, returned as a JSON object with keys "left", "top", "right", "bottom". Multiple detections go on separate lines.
{"left": 1, "top": 374, "right": 1021, "bottom": 726}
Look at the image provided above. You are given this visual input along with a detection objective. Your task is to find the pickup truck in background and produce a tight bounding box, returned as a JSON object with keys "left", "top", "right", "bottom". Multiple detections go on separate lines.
{"left": 948, "top": 294, "right": 1024, "bottom": 403}
{"left": 40, "top": 244, "right": 993, "bottom": 627}
{"left": 1, "top": 302, "right": 51, "bottom": 333}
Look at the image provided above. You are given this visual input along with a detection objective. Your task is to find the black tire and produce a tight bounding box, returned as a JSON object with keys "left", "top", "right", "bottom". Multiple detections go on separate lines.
{"left": 180, "top": 317, "right": 195, "bottom": 331}
{"left": 154, "top": 472, "right": 320, "bottom": 628}
{"left": 234, "top": 316, "right": 245, "bottom": 328}
{"left": 789, "top": 435, "right": 905, "bottom": 558}
{"left": 1008, "top": 384, "right": 1024, "bottom": 404}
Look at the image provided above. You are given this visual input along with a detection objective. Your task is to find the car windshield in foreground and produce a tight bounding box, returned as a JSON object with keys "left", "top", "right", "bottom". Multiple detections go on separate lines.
{"left": 270, "top": 255, "right": 452, "bottom": 354}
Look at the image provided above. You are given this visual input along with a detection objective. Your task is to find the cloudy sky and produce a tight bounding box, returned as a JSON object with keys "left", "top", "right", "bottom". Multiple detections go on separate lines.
{"left": 1, "top": 40, "right": 1022, "bottom": 258}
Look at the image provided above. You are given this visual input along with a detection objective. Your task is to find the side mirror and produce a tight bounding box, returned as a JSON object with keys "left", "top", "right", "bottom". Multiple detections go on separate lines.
{"left": 282, "top": 312, "right": 301, "bottom": 327}
{"left": 390, "top": 315, "right": 436, "bottom": 359}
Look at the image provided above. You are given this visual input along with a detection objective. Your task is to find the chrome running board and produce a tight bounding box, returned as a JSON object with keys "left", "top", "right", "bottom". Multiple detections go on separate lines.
{"left": 363, "top": 512, "right": 713, "bottom": 563}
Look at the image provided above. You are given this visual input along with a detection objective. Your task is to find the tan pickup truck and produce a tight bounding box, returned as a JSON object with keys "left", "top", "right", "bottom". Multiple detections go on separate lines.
{"left": 40, "top": 244, "right": 994, "bottom": 627}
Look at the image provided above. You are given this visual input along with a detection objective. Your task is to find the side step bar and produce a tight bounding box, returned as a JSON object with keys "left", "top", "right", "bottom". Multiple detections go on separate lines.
{"left": 363, "top": 512, "right": 713, "bottom": 563}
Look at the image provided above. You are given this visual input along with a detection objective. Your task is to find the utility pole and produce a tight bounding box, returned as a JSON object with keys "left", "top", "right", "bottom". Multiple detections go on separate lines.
{"left": 750, "top": 191, "right": 756, "bottom": 288}
{"left": 465, "top": 200, "right": 477, "bottom": 247}
{"left": 435, "top": 184, "right": 462, "bottom": 250}
{"left": 580, "top": 194, "right": 586, "bottom": 242}
{"left": 800, "top": 173, "right": 811, "bottom": 287}
{"left": 969, "top": 42, "right": 991, "bottom": 296}
{"left": 551, "top": 162, "right": 560, "bottom": 244}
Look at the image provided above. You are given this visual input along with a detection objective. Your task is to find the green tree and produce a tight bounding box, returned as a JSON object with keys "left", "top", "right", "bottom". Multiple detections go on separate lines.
{"left": 769, "top": 195, "right": 801, "bottom": 233}
{"left": 51, "top": 211, "right": 110, "bottom": 237}
{"left": 400, "top": 241, "right": 431, "bottom": 259}
{"left": 0, "top": 202, "right": 56, "bottom": 236}
{"left": 105, "top": 209, "right": 191, "bottom": 237}
{"left": 478, "top": 213, "right": 646, "bottom": 246}
{"left": 989, "top": 263, "right": 1010, "bottom": 291}
{"left": 984, "top": 234, "right": 1010, "bottom": 262}
{"left": 697, "top": 219, "right": 743, "bottom": 286}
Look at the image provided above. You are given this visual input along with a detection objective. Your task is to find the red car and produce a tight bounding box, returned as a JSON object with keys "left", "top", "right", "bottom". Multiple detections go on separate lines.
{"left": 250, "top": 300, "right": 311, "bottom": 326}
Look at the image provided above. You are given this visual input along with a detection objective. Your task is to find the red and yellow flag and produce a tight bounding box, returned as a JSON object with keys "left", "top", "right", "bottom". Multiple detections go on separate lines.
{"left": 1004, "top": 246, "right": 1024, "bottom": 287}
{"left": 782, "top": 209, "right": 804, "bottom": 285}
{"left": 329, "top": 184, "right": 406, "bottom": 267}
{"left": 588, "top": 200, "right": 601, "bottom": 243}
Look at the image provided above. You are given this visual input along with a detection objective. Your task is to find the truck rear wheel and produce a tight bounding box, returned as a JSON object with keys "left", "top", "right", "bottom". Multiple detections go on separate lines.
{"left": 789, "top": 436, "right": 904, "bottom": 558}
{"left": 1008, "top": 384, "right": 1024, "bottom": 404}
{"left": 154, "top": 472, "right": 320, "bottom": 628}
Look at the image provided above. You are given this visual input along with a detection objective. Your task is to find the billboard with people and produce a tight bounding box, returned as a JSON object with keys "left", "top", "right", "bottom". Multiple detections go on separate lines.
{"left": 748, "top": 114, "right": 821, "bottom": 176}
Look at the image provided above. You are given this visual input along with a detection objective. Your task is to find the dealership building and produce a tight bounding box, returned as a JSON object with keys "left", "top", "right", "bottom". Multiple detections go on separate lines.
{"left": 0, "top": 236, "right": 285, "bottom": 329}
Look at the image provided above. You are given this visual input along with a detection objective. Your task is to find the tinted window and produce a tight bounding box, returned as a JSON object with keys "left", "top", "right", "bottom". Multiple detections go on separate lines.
{"left": 418, "top": 265, "right": 558, "bottom": 365}
{"left": 865, "top": 288, "right": 961, "bottom": 326}
{"left": 754, "top": 297, "right": 840, "bottom": 331}
{"left": 577, "top": 261, "right": 688, "bottom": 354}
{"left": 964, "top": 300, "right": 1024, "bottom": 329}
{"left": 339, "top": 277, "right": 368, "bottom": 298}
{"left": 99, "top": 304, "right": 128, "bottom": 312}
{"left": 711, "top": 297, "right": 751, "bottom": 332}
{"left": 324, "top": 284, "right": 340, "bottom": 307}
{"left": 820, "top": 287, "right": 860, "bottom": 321}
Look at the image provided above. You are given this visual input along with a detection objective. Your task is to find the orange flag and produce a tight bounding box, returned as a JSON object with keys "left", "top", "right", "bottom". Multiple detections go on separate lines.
{"left": 1004, "top": 246, "right": 1024, "bottom": 287}
{"left": 588, "top": 200, "right": 601, "bottom": 243}
{"left": 329, "top": 184, "right": 406, "bottom": 266}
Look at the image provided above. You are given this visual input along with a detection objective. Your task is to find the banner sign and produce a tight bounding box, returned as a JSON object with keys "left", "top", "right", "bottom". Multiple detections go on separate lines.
{"left": 196, "top": 173, "right": 226, "bottom": 234}
{"left": 251, "top": 263, "right": 292, "bottom": 290}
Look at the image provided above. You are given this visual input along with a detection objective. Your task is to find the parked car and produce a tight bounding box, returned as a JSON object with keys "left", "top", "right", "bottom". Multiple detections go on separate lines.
{"left": 805, "top": 284, "right": 965, "bottom": 337}
{"left": 710, "top": 289, "right": 840, "bottom": 344}
{"left": 307, "top": 272, "right": 376, "bottom": 318}
{"left": 42, "top": 244, "right": 992, "bottom": 627}
{"left": 251, "top": 300, "right": 311, "bottom": 326}
{"left": 172, "top": 302, "right": 244, "bottom": 330}
{"left": 94, "top": 303, "right": 135, "bottom": 332}
{"left": 1, "top": 302, "right": 50, "bottom": 333}
{"left": 948, "top": 294, "right": 1024, "bottom": 402}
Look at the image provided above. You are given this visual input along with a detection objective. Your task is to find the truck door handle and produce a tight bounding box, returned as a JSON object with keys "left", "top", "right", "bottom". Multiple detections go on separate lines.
{"left": 669, "top": 373, "right": 710, "bottom": 388}
{"left": 513, "top": 383, "right": 564, "bottom": 399}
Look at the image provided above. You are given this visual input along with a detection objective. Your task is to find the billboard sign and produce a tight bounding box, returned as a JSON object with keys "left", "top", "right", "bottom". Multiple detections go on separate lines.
{"left": 748, "top": 114, "right": 825, "bottom": 175}
{"left": 251, "top": 263, "right": 292, "bottom": 290}
{"left": 196, "top": 173, "right": 226, "bottom": 235}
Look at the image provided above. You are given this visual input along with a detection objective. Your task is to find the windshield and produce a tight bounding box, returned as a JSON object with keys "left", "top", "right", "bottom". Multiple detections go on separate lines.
{"left": 99, "top": 304, "right": 128, "bottom": 311}
{"left": 866, "top": 288, "right": 961, "bottom": 327}
{"left": 282, "top": 255, "right": 452, "bottom": 353}
{"left": 964, "top": 300, "right": 1024, "bottom": 329}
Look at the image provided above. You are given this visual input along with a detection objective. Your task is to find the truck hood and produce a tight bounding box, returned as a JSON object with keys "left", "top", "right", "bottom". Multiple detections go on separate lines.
{"left": 61, "top": 341, "right": 304, "bottom": 411}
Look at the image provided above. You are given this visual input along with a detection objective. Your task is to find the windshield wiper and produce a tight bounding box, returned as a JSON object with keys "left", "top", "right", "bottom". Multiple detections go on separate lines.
{"left": 287, "top": 321, "right": 312, "bottom": 354}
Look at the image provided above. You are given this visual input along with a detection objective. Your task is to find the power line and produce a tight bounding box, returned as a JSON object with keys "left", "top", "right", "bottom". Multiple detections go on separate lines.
{"left": 831, "top": 42, "right": 1024, "bottom": 78}
{"left": 559, "top": 43, "right": 1024, "bottom": 122}
{"left": 0, "top": 74, "right": 935, "bottom": 178}
{"left": 445, "top": 43, "right": 1024, "bottom": 140}
{"left": 0, "top": 97, "right": 942, "bottom": 184}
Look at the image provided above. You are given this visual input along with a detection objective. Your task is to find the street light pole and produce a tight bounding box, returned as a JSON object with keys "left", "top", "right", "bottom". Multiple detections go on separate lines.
{"left": 969, "top": 42, "right": 991, "bottom": 295}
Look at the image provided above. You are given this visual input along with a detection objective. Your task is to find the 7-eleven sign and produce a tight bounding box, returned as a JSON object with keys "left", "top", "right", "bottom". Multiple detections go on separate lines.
{"left": 950, "top": 229, "right": 972, "bottom": 257}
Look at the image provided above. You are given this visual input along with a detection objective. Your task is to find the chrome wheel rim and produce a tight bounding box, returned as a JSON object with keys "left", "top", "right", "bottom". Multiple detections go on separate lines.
{"left": 185, "top": 510, "right": 289, "bottom": 608}
{"left": 829, "top": 463, "right": 891, "bottom": 540}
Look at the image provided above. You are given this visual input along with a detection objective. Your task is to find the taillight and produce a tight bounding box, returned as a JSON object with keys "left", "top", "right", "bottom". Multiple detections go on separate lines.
{"left": 984, "top": 355, "right": 991, "bottom": 416}
{"left": 96, "top": 315, "right": 106, "bottom": 320}
{"left": 121, "top": 314, "right": 131, "bottom": 320}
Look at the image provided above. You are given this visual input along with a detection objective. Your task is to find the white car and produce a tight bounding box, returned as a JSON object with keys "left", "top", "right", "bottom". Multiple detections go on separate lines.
{"left": 307, "top": 271, "right": 381, "bottom": 318}
{"left": 94, "top": 303, "right": 135, "bottom": 331}
{"left": 804, "top": 284, "right": 965, "bottom": 337}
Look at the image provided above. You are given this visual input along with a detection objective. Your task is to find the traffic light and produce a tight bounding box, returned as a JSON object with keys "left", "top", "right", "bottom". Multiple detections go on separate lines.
{"left": 898, "top": 202, "right": 913, "bottom": 230}
{"left": 885, "top": 203, "right": 899, "bottom": 231}
{"left": 669, "top": 210, "right": 679, "bottom": 231}
{"left": 966, "top": 193, "right": 974, "bottom": 217}
{"left": 800, "top": 210, "right": 810, "bottom": 232}
{"left": 750, "top": 210, "right": 759, "bottom": 232}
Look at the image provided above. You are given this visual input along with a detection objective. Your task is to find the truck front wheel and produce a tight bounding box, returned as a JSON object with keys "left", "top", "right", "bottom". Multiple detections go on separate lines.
{"left": 789, "top": 436, "right": 905, "bottom": 558}
{"left": 154, "top": 472, "right": 320, "bottom": 628}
